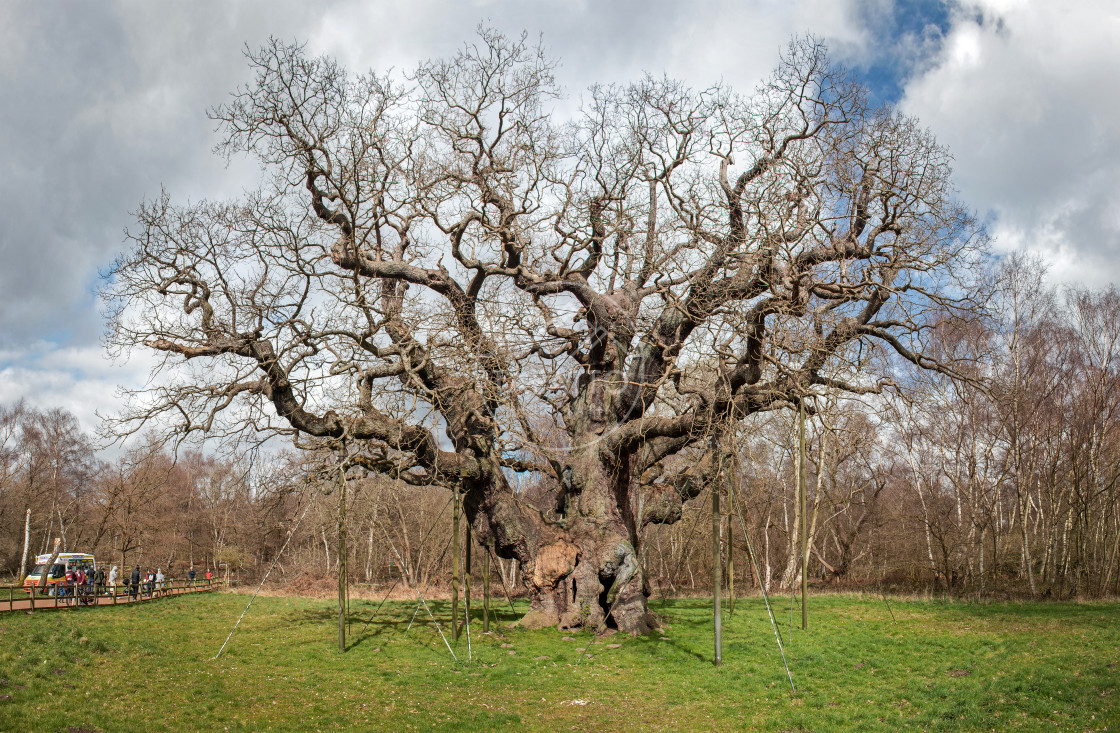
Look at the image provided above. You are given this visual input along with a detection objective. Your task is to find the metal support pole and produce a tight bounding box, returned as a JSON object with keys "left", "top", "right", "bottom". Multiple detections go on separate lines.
{"left": 727, "top": 500, "right": 735, "bottom": 616}
{"left": 482, "top": 539, "right": 491, "bottom": 633}
{"left": 799, "top": 399, "right": 808, "bottom": 631}
{"left": 728, "top": 470, "right": 796, "bottom": 694}
{"left": 713, "top": 461, "right": 722, "bottom": 667}
{"left": 451, "top": 486, "right": 461, "bottom": 642}
{"left": 338, "top": 460, "right": 348, "bottom": 652}
{"left": 464, "top": 521, "right": 472, "bottom": 637}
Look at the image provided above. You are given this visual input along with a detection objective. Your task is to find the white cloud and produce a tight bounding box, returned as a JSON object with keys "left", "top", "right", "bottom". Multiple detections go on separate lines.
{"left": 901, "top": 1, "right": 1120, "bottom": 287}
{"left": 0, "top": 343, "right": 157, "bottom": 441}
{"left": 307, "top": 0, "right": 869, "bottom": 101}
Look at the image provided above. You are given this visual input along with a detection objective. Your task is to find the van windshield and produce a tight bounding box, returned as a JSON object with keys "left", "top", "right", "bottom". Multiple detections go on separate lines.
{"left": 29, "top": 564, "right": 66, "bottom": 578}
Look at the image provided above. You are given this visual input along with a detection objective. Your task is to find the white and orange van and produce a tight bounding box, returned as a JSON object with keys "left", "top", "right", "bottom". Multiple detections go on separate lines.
{"left": 23, "top": 553, "right": 97, "bottom": 594}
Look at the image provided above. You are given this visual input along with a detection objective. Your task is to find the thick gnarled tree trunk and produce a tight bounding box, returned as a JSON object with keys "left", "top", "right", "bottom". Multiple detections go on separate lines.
{"left": 459, "top": 446, "right": 656, "bottom": 633}
{"left": 485, "top": 469, "right": 653, "bottom": 633}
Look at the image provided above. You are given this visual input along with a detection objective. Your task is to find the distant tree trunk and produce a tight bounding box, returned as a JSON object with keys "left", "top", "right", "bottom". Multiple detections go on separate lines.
{"left": 978, "top": 525, "right": 986, "bottom": 600}
{"left": 365, "top": 525, "right": 375, "bottom": 583}
{"left": 1104, "top": 514, "right": 1120, "bottom": 595}
{"left": 1019, "top": 487, "right": 1038, "bottom": 598}
{"left": 781, "top": 452, "right": 801, "bottom": 591}
{"left": 38, "top": 537, "right": 62, "bottom": 591}
{"left": 764, "top": 505, "right": 773, "bottom": 593}
{"left": 726, "top": 511, "right": 734, "bottom": 615}
{"left": 19, "top": 508, "right": 31, "bottom": 582}
{"left": 42, "top": 504, "right": 52, "bottom": 555}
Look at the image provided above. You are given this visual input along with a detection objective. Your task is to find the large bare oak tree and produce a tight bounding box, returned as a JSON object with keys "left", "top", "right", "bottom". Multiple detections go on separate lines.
{"left": 104, "top": 31, "right": 985, "bottom": 632}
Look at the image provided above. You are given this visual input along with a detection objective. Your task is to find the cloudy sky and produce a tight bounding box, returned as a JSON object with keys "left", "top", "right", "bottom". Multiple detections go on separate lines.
{"left": 1, "top": 0, "right": 1118, "bottom": 442}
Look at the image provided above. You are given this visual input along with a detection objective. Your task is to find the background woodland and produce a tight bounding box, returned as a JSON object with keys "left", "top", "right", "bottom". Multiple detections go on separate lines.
{"left": 3, "top": 257, "right": 1118, "bottom": 599}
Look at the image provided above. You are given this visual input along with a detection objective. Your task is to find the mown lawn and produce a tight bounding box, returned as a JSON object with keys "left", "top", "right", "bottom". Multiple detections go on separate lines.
{"left": 0, "top": 590, "right": 1116, "bottom": 731}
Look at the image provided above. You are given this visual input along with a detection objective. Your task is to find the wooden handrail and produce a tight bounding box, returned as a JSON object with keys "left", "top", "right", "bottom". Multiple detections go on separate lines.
{"left": 0, "top": 578, "right": 219, "bottom": 613}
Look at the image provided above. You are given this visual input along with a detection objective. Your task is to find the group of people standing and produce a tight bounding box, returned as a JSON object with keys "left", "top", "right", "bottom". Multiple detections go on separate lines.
{"left": 50, "top": 563, "right": 216, "bottom": 605}
{"left": 186, "top": 566, "right": 214, "bottom": 584}
{"left": 119, "top": 565, "right": 215, "bottom": 598}
{"left": 57, "top": 566, "right": 105, "bottom": 605}
{"left": 120, "top": 566, "right": 166, "bottom": 599}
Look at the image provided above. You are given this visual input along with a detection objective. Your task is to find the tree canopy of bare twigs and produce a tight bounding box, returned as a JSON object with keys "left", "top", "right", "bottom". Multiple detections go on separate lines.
{"left": 103, "top": 30, "right": 986, "bottom": 632}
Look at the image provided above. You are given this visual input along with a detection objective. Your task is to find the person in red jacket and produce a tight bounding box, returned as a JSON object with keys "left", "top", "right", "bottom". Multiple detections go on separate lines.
{"left": 63, "top": 569, "right": 75, "bottom": 601}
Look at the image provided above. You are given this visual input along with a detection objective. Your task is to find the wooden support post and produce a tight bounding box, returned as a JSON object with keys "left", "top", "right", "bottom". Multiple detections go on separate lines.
{"left": 451, "top": 486, "right": 461, "bottom": 642}
{"left": 799, "top": 399, "right": 808, "bottom": 631}
{"left": 713, "top": 469, "right": 722, "bottom": 667}
{"left": 464, "top": 521, "right": 472, "bottom": 636}
{"left": 338, "top": 460, "right": 348, "bottom": 652}
{"left": 482, "top": 539, "right": 491, "bottom": 633}
{"left": 727, "top": 506, "right": 735, "bottom": 616}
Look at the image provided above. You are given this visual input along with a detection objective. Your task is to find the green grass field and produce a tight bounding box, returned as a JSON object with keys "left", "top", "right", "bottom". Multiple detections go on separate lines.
{"left": 0, "top": 590, "right": 1116, "bottom": 731}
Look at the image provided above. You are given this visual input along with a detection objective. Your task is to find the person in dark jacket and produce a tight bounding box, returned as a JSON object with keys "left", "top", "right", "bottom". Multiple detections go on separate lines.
{"left": 130, "top": 566, "right": 141, "bottom": 599}
{"left": 84, "top": 569, "right": 96, "bottom": 605}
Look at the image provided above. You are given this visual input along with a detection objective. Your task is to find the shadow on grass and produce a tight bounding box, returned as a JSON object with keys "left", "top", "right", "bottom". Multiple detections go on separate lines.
{"left": 335, "top": 598, "right": 522, "bottom": 652}
{"left": 282, "top": 606, "right": 339, "bottom": 625}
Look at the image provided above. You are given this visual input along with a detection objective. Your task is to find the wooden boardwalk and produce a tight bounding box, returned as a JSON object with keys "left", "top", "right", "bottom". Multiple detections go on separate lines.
{"left": 0, "top": 580, "right": 219, "bottom": 613}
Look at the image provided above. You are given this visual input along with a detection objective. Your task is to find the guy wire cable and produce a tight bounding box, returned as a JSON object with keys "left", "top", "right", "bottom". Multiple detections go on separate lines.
{"left": 789, "top": 560, "right": 796, "bottom": 645}
{"left": 484, "top": 543, "right": 519, "bottom": 615}
{"left": 214, "top": 489, "right": 317, "bottom": 659}
{"left": 404, "top": 536, "right": 453, "bottom": 636}
{"left": 357, "top": 418, "right": 449, "bottom": 636}
{"left": 394, "top": 521, "right": 457, "bottom": 661}
{"left": 728, "top": 461, "right": 796, "bottom": 694}
{"left": 465, "top": 578, "right": 472, "bottom": 662}
{"left": 358, "top": 494, "right": 454, "bottom": 636}
{"left": 409, "top": 576, "right": 458, "bottom": 662}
